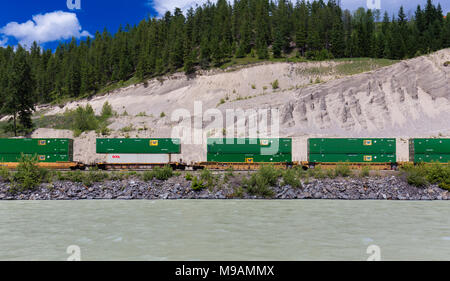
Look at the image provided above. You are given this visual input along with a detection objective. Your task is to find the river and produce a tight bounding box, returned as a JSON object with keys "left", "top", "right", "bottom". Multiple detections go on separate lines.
{"left": 0, "top": 200, "right": 448, "bottom": 261}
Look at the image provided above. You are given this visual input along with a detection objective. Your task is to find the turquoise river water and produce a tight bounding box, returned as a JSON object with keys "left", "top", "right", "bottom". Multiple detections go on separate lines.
{"left": 0, "top": 200, "right": 449, "bottom": 261}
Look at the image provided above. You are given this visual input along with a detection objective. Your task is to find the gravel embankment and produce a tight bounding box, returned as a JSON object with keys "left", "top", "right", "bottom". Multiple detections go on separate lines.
{"left": 0, "top": 176, "right": 448, "bottom": 200}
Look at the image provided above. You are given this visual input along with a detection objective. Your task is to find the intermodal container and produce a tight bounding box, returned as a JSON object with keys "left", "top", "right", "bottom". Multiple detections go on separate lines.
{"left": 208, "top": 138, "right": 292, "bottom": 154}
{"left": 105, "top": 154, "right": 172, "bottom": 164}
{"left": 207, "top": 153, "right": 292, "bottom": 163}
{"left": 308, "top": 153, "right": 396, "bottom": 163}
{"left": 0, "top": 153, "right": 71, "bottom": 163}
{"left": 0, "top": 138, "right": 73, "bottom": 154}
{"left": 97, "top": 138, "right": 181, "bottom": 154}
{"left": 412, "top": 154, "right": 450, "bottom": 164}
{"left": 409, "top": 139, "right": 450, "bottom": 154}
{"left": 308, "top": 138, "right": 396, "bottom": 154}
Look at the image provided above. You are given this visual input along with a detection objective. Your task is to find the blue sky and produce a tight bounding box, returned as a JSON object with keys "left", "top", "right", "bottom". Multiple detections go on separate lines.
{"left": 0, "top": 0, "right": 449, "bottom": 50}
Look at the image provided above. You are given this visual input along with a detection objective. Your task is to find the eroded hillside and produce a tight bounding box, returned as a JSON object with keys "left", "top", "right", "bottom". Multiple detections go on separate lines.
{"left": 31, "top": 50, "right": 450, "bottom": 164}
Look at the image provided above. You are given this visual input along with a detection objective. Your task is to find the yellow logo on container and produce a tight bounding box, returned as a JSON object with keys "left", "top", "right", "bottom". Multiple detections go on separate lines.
{"left": 38, "top": 155, "right": 46, "bottom": 161}
{"left": 364, "top": 155, "right": 373, "bottom": 162}
{"left": 150, "top": 140, "right": 159, "bottom": 146}
{"left": 260, "top": 140, "right": 269, "bottom": 146}
{"left": 363, "top": 140, "right": 372, "bottom": 146}
{"left": 38, "top": 140, "right": 47, "bottom": 146}
{"left": 246, "top": 158, "right": 254, "bottom": 163}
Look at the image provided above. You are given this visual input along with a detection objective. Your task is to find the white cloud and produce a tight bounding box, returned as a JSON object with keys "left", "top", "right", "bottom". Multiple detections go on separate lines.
{"left": 0, "top": 37, "right": 7, "bottom": 48}
{"left": 151, "top": 0, "right": 210, "bottom": 15}
{"left": 0, "top": 11, "right": 92, "bottom": 47}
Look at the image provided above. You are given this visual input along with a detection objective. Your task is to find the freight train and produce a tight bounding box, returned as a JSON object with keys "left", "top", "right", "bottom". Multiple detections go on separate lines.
{"left": 0, "top": 137, "right": 449, "bottom": 171}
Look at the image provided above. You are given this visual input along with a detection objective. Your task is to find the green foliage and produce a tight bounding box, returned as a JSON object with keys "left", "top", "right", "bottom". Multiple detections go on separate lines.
{"left": 271, "top": 80, "right": 279, "bottom": 90}
{"left": 142, "top": 166, "right": 174, "bottom": 181}
{"left": 0, "top": 166, "right": 10, "bottom": 182}
{"left": 100, "top": 102, "right": 115, "bottom": 121}
{"left": 11, "top": 155, "right": 48, "bottom": 191}
{"left": 424, "top": 163, "right": 450, "bottom": 190}
{"left": 335, "top": 163, "right": 352, "bottom": 177}
{"left": 160, "top": 112, "right": 166, "bottom": 118}
{"left": 185, "top": 172, "right": 193, "bottom": 181}
{"left": 191, "top": 176, "right": 206, "bottom": 191}
{"left": 401, "top": 163, "right": 428, "bottom": 188}
{"left": 360, "top": 166, "right": 370, "bottom": 178}
{"left": 74, "top": 104, "right": 98, "bottom": 133}
{"left": 242, "top": 165, "right": 279, "bottom": 198}
{"left": 200, "top": 169, "right": 215, "bottom": 188}
{"left": 282, "top": 169, "right": 302, "bottom": 188}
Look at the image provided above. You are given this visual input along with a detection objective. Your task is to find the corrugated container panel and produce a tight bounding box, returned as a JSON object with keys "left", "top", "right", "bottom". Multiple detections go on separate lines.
{"left": 105, "top": 154, "right": 171, "bottom": 164}
{"left": 97, "top": 138, "right": 181, "bottom": 154}
{"left": 308, "top": 153, "right": 396, "bottom": 163}
{"left": 308, "top": 138, "right": 396, "bottom": 154}
{"left": 0, "top": 138, "right": 73, "bottom": 154}
{"left": 409, "top": 139, "right": 450, "bottom": 154}
{"left": 0, "top": 153, "right": 71, "bottom": 163}
{"left": 207, "top": 153, "right": 292, "bottom": 163}
{"left": 413, "top": 154, "right": 450, "bottom": 163}
{"left": 208, "top": 138, "right": 292, "bottom": 154}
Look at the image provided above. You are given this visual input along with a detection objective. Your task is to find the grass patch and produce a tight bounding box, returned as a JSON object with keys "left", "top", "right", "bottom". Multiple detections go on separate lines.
{"left": 33, "top": 102, "right": 115, "bottom": 137}
{"left": 141, "top": 166, "right": 174, "bottom": 181}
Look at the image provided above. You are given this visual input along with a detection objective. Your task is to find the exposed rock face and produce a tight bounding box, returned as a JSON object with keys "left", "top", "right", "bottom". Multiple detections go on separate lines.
{"left": 279, "top": 53, "right": 450, "bottom": 136}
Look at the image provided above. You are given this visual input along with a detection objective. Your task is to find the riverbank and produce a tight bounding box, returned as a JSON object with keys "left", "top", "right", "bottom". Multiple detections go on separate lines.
{"left": 0, "top": 175, "right": 448, "bottom": 201}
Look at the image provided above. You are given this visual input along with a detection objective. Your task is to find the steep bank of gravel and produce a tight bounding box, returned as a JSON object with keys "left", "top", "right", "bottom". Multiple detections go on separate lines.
{"left": 0, "top": 176, "right": 448, "bottom": 201}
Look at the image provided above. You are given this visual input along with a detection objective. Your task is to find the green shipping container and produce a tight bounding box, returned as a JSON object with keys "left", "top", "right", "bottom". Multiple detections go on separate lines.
{"left": 207, "top": 153, "right": 292, "bottom": 163}
{"left": 308, "top": 138, "right": 396, "bottom": 154}
{"left": 413, "top": 154, "right": 450, "bottom": 164}
{"left": 96, "top": 138, "right": 181, "bottom": 154}
{"left": 409, "top": 139, "right": 450, "bottom": 154}
{"left": 0, "top": 153, "right": 71, "bottom": 163}
{"left": 208, "top": 138, "right": 292, "bottom": 154}
{"left": 308, "top": 153, "right": 396, "bottom": 163}
{"left": 0, "top": 138, "right": 73, "bottom": 154}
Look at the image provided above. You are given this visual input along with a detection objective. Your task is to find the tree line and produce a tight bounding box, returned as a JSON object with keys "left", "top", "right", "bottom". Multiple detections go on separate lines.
{"left": 0, "top": 0, "right": 449, "bottom": 135}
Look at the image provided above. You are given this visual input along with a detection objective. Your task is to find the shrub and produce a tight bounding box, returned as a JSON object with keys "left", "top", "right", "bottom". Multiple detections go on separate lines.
{"left": 185, "top": 172, "right": 193, "bottom": 181}
{"left": 142, "top": 166, "right": 174, "bottom": 181}
{"left": 335, "top": 163, "right": 351, "bottom": 177}
{"left": 100, "top": 102, "right": 114, "bottom": 120}
{"left": 191, "top": 176, "right": 205, "bottom": 191}
{"left": 12, "top": 155, "right": 48, "bottom": 191}
{"left": 242, "top": 165, "right": 279, "bottom": 198}
{"left": 73, "top": 104, "right": 98, "bottom": 133}
{"left": 407, "top": 170, "right": 428, "bottom": 187}
{"left": 160, "top": 112, "right": 166, "bottom": 118}
{"left": 282, "top": 169, "right": 302, "bottom": 188}
{"left": 360, "top": 166, "right": 370, "bottom": 178}
{"left": 200, "top": 169, "right": 215, "bottom": 188}
{"left": 425, "top": 163, "right": 450, "bottom": 190}
{"left": 271, "top": 79, "right": 279, "bottom": 89}
{"left": 401, "top": 164, "right": 428, "bottom": 187}
{"left": 0, "top": 166, "right": 10, "bottom": 182}
{"left": 153, "top": 166, "right": 174, "bottom": 180}
{"left": 308, "top": 165, "right": 325, "bottom": 179}
{"left": 232, "top": 186, "right": 245, "bottom": 198}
